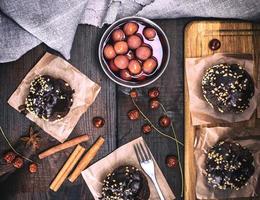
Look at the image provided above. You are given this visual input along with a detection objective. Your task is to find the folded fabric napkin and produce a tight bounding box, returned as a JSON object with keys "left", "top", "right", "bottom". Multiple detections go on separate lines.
{"left": 0, "top": 0, "right": 260, "bottom": 63}
{"left": 81, "top": 137, "right": 175, "bottom": 200}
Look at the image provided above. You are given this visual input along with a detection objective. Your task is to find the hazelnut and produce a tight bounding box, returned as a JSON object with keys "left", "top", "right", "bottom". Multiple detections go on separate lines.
{"left": 143, "top": 27, "right": 157, "bottom": 40}
{"left": 120, "top": 69, "right": 132, "bottom": 81}
{"left": 129, "top": 89, "right": 138, "bottom": 98}
{"left": 143, "top": 57, "right": 157, "bottom": 74}
{"left": 159, "top": 115, "right": 171, "bottom": 128}
{"left": 128, "top": 59, "right": 142, "bottom": 75}
{"left": 109, "top": 60, "right": 120, "bottom": 72}
{"left": 3, "top": 151, "right": 16, "bottom": 164}
{"left": 114, "top": 41, "right": 128, "bottom": 54}
{"left": 93, "top": 117, "right": 105, "bottom": 128}
{"left": 13, "top": 157, "right": 24, "bottom": 169}
{"left": 148, "top": 87, "right": 160, "bottom": 98}
{"left": 208, "top": 39, "right": 221, "bottom": 51}
{"left": 114, "top": 55, "right": 129, "bottom": 69}
{"left": 123, "top": 22, "right": 138, "bottom": 36}
{"left": 166, "top": 155, "right": 178, "bottom": 168}
{"left": 112, "top": 29, "right": 125, "bottom": 42}
{"left": 127, "top": 109, "right": 140, "bottom": 120}
{"left": 103, "top": 44, "right": 116, "bottom": 60}
{"left": 142, "top": 124, "right": 153, "bottom": 134}
{"left": 149, "top": 98, "right": 160, "bottom": 110}
{"left": 135, "top": 46, "right": 152, "bottom": 61}
{"left": 127, "top": 34, "right": 142, "bottom": 49}
{"left": 29, "top": 163, "right": 38, "bottom": 173}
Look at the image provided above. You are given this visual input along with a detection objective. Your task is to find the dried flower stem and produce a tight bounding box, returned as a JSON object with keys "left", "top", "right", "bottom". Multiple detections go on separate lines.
{"left": 0, "top": 126, "right": 35, "bottom": 163}
{"left": 131, "top": 98, "right": 184, "bottom": 146}
{"left": 160, "top": 103, "right": 184, "bottom": 197}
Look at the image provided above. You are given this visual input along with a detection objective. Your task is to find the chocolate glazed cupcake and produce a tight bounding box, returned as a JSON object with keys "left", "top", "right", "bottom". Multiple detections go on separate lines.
{"left": 23, "top": 75, "right": 74, "bottom": 121}
{"left": 101, "top": 165, "right": 150, "bottom": 200}
{"left": 202, "top": 63, "right": 254, "bottom": 113}
{"left": 205, "top": 141, "right": 255, "bottom": 190}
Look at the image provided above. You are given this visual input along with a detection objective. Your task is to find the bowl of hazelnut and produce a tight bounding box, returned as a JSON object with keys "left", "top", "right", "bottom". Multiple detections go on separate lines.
{"left": 99, "top": 16, "right": 170, "bottom": 88}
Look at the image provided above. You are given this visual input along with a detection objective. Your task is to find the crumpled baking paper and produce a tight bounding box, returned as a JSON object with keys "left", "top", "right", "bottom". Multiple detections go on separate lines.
{"left": 81, "top": 137, "right": 175, "bottom": 200}
{"left": 185, "top": 53, "right": 258, "bottom": 126}
{"left": 194, "top": 127, "right": 260, "bottom": 199}
{"left": 8, "top": 52, "right": 101, "bottom": 142}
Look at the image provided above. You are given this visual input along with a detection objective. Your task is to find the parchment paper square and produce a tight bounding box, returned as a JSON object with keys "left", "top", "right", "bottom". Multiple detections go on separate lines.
{"left": 185, "top": 53, "right": 258, "bottom": 126}
{"left": 194, "top": 127, "right": 260, "bottom": 199}
{"left": 8, "top": 52, "right": 101, "bottom": 142}
{"left": 81, "top": 137, "right": 175, "bottom": 200}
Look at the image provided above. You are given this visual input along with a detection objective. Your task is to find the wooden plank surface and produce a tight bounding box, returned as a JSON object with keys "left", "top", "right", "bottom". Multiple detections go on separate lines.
{"left": 184, "top": 21, "right": 260, "bottom": 200}
{"left": 0, "top": 19, "right": 189, "bottom": 200}
{"left": 0, "top": 25, "right": 117, "bottom": 199}
{"left": 116, "top": 19, "right": 188, "bottom": 199}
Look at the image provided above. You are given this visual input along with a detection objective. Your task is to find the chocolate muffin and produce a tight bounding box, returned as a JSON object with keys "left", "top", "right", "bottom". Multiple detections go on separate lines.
{"left": 202, "top": 63, "right": 254, "bottom": 113}
{"left": 101, "top": 165, "right": 150, "bottom": 200}
{"left": 205, "top": 141, "right": 255, "bottom": 190}
{"left": 24, "top": 75, "right": 74, "bottom": 121}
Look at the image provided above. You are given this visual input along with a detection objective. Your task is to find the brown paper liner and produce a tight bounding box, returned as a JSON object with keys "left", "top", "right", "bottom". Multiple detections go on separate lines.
{"left": 194, "top": 127, "right": 260, "bottom": 199}
{"left": 8, "top": 53, "right": 101, "bottom": 142}
{"left": 185, "top": 53, "right": 258, "bottom": 126}
{"left": 81, "top": 137, "right": 175, "bottom": 200}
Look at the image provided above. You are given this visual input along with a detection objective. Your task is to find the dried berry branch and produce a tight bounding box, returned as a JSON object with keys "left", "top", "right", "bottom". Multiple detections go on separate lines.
{"left": 129, "top": 87, "right": 184, "bottom": 197}
{"left": 131, "top": 97, "right": 184, "bottom": 146}
{"left": 0, "top": 126, "right": 35, "bottom": 163}
{"left": 160, "top": 103, "right": 184, "bottom": 197}
{"left": 131, "top": 97, "right": 184, "bottom": 196}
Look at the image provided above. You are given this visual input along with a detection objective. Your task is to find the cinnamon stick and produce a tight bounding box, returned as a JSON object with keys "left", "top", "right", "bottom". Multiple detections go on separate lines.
{"left": 39, "top": 134, "right": 89, "bottom": 159}
{"left": 68, "top": 136, "right": 105, "bottom": 182}
{"left": 50, "top": 145, "right": 85, "bottom": 192}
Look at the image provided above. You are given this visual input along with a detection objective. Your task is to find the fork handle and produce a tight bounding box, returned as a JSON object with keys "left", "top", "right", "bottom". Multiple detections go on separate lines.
{"left": 151, "top": 176, "right": 165, "bottom": 200}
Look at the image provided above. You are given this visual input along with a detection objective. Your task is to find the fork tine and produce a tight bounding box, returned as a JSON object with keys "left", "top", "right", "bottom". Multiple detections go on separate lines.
{"left": 139, "top": 143, "right": 149, "bottom": 161}
{"left": 144, "top": 142, "right": 153, "bottom": 160}
{"left": 134, "top": 144, "right": 142, "bottom": 162}
{"left": 136, "top": 143, "right": 145, "bottom": 161}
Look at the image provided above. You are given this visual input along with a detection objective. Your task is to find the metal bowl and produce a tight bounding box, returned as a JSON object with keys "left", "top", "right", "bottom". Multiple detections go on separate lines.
{"left": 98, "top": 16, "right": 170, "bottom": 88}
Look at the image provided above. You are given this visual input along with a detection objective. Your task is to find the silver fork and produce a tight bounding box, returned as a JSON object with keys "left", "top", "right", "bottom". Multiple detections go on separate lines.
{"left": 134, "top": 142, "right": 165, "bottom": 200}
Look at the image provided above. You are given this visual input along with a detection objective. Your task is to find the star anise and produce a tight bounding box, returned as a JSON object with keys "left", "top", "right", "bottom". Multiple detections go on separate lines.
{"left": 20, "top": 127, "right": 40, "bottom": 151}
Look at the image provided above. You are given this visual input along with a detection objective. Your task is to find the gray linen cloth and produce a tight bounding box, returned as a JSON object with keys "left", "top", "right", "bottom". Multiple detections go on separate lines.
{"left": 0, "top": 0, "right": 260, "bottom": 63}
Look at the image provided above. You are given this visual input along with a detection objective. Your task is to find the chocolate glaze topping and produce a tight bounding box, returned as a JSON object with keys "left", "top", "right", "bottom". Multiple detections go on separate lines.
{"left": 205, "top": 141, "right": 255, "bottom": 190}
{"left": 24, "top": 75, "right": 74, "bottom": 121}
{"left": 101, "top": 165, "right": 150, "bottom": 200}
{"left": 202, "top": 63, "right": 254, "bottom": 113}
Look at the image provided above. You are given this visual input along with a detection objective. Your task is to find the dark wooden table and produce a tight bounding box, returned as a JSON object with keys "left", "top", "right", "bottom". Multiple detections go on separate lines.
{"left": 0, "top": 19, "right": 189, "bottom": 200}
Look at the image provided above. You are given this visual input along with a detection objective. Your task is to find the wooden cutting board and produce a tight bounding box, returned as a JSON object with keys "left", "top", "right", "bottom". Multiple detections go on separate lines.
{"left": 184, "top": 21, "right": 260, "bottom": 200}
